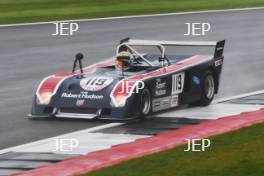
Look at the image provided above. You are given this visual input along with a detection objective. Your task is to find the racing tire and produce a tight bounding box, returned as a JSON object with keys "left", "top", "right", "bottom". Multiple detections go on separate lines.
{"left": 193, "top": 70, "right": 215, "bottom": 106}
{"left": 139, "top": 88, "right": 152, "bottom": 118}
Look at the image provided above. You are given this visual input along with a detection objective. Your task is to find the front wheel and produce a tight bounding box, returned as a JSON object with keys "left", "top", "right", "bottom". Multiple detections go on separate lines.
{"left": 194, "top": 70, "right": 215, "bottom": 106}
{"left": 139, "top": 88, "right": 152, "bottom": 117}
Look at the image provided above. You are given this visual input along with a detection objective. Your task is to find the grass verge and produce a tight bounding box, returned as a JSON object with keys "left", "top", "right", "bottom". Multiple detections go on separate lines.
{"left": 1, "top": 0, "right": 264, "bottom": 24}
{"left": 83, "top": 123, "right": 264, "bottom": 176}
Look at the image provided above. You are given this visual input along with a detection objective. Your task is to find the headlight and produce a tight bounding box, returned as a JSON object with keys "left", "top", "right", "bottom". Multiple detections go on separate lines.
{"left": 110, "top": 79, "right": 139, "bottom": 108}
{"left": 111, "top": 94, "right": 127, "bottom": 107}
{"left": 35, "top": 75, "right": 68, "bottom": 105}
{"left": 37, "top": 91, "right": 53, "bottom": 105}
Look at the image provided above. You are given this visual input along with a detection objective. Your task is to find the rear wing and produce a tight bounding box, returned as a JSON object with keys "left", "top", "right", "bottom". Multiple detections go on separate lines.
{"left": 120, "top": 38, "right": 225, "bottom": 60}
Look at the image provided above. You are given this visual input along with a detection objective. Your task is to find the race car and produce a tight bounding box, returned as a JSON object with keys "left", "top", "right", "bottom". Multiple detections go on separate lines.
{"left": 30, "top": 38, "right": 225, "bottom": 120}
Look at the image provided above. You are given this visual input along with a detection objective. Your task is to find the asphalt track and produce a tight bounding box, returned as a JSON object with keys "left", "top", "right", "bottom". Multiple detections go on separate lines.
{"left": 0, "top": 9, "right": 264, "bottom": 149}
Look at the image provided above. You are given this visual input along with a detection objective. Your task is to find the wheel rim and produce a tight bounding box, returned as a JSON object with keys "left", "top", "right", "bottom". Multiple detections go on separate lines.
{"left": 205, "top": 74, "right": 215, "bottom": 99}
{"left": 141, "top": 90, "right": 151, "bottom": 115}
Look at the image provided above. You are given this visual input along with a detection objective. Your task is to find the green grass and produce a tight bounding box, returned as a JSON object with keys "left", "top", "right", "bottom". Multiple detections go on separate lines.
{"left": 1, "top": 0, "right": 264, "bottom": 24}
{"left": 83, "top": 123, "right": 264, "bottom": 176}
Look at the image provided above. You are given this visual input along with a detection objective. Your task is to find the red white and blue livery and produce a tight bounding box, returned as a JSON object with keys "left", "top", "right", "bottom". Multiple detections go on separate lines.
{"left": 30, "top": 38, "right": 225, "bottom": 120}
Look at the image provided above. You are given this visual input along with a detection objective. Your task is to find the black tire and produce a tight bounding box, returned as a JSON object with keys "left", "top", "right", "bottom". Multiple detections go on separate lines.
{"left": 193, "top": 70, "right": 215, "bottom": 106}
{"left": 139, "top": 88, "right": 152, "bottom": 118}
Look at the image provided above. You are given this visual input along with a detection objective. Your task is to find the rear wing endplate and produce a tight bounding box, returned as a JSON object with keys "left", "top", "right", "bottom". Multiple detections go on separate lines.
{"left": 214, "top": 40, "right": 225, "bottom": 59}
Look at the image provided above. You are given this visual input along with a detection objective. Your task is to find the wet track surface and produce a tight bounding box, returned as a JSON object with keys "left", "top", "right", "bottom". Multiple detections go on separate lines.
{"left": 94, "top": 118, "right": 204, "bottom": 135}
{"left": 1, "top": 92, "right": 264, "bottom": 175}
{"left": 0, "top": 9, "right": 264, "bottom": 149}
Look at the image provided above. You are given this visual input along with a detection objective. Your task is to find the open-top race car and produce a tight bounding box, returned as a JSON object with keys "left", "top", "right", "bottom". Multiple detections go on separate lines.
{"left": 30, "top": 38, "right": 225, "bottom": 120}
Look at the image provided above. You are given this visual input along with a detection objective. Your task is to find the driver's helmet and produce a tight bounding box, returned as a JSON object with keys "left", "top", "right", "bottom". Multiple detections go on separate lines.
{"left": 115, "top": 51, "right": 132, "bottom": 70}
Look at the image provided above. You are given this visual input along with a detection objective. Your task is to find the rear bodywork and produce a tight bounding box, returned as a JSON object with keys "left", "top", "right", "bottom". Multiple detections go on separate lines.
{"left": 30, "top": 39, "right": 225, "bottom": 120}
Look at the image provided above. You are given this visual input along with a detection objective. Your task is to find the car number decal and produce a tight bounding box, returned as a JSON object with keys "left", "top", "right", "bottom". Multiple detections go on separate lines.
{"left": 172, "top": 72, "right": 185, "bottom": 95}
{"left": 80, "top": 76, "right": 113, "bottom": 91}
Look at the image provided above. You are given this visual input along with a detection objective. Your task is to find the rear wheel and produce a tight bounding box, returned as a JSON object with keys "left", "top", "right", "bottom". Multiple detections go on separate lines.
{"left": 193, "top": 70, "right": 215, "bottom": 106}
{"left": 139, "top": 88, "right": 152, "bottom": 117}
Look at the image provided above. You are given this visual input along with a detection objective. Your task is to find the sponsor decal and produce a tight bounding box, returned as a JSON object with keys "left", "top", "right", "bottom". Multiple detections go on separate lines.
{"left": 215, "top": 59, "right": 223, "bottom": 67}
{"left": 172, "top": 72, "right": 185, "bottom": 95}
{"left": 155, "top": 78, "right": 167, "bottom": 96}
{"left": 80, "top": 76, "right": 113, "bottom": 91}
{"left": 216, "top": 47, "right": 224, "bottom": 51}
{"left": 192, "top": 75, "right": 201, "bottom": 85}
{"left": 171, "top": 95, "right": 179, "bottom": 107}
{"left": 76, "top": 99, "right": 85, "bottom": 106}
{"left": 153, "top": 100, "right": 161, "bottom": 108}
{"left": 152, "top": 97, "right": 171, "bottom": 112}
{"left": 61, "top": 92, "right": 104, "bottom": 100}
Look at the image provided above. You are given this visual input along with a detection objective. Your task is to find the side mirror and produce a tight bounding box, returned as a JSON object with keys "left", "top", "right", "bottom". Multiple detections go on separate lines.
{"left": 72, "top": 53, "right": 84, "bottom": 74}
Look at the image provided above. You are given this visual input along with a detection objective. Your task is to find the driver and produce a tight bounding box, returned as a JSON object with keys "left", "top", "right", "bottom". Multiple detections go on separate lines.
{"left": 115, "top": 51, "right": 132, "bottom": 70}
